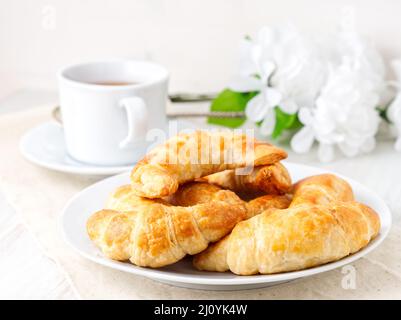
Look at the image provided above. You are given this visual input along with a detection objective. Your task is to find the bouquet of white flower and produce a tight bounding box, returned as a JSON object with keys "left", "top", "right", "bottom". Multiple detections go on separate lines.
{"left": 209, "top": 18, "right": 390, "bottom": 162}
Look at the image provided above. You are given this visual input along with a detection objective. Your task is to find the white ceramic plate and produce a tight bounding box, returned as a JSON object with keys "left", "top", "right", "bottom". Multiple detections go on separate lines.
{"left": 60, "top": 162, "right": 392, "bottom": 290}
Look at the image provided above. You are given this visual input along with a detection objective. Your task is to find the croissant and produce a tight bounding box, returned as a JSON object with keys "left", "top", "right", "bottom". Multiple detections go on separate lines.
{"left": 290, "top": 174, "right": 354, "bottom": 207}
{"left": 168, "top": 182, "right": 291, "bottom": 219}
{"left": 130, "top": 131, "right": 287, "bottom": 198}
{"left": 199, "top": 163, "right": 291, "bottom": 196}
{"left": 87, "top": 184, "right": 246, "bottom": 267}
{"left": 193, "top": 174, "right": 380, "bottom": 275}
{"left": 87, "top": 183, "right": 289, "bottom": 268}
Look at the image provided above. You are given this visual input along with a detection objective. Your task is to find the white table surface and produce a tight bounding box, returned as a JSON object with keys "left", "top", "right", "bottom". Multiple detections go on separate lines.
{"left": 0, "top": 89, "right": 400, "bottom": 299}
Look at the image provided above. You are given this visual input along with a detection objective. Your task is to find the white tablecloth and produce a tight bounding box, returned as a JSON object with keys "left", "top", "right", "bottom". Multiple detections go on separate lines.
{"left": 0, "top": 92, "right": 76, "bottom": 299}
{"left": 0, "top": 92, "right": 400, "bottom": 299}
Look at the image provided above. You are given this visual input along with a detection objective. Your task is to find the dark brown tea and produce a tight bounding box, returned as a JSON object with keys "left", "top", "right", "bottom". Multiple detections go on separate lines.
{"left": 89, "top": 81, "right": 138, "bottom": 86}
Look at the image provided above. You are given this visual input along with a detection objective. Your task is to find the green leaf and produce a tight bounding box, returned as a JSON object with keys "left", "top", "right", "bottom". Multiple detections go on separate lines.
{"left": 271, "top": 107, "right": 303, "bottom": 139}
{"left": 376, "top": 105, "right": 391, "bottom": 124}
{"left": 208, "top": 89, "right": 258, "bottom": 128}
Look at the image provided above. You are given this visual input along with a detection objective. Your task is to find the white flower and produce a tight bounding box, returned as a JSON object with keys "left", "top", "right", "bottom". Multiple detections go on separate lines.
{"left": 229, "top": 25, "right": 325, "bottom": 135}
{"left": 387, "top": 60, "right": 401, "bottom": 151}
{"left": 289, "top": 13, "right": 385, "bottom": 162}
{"left": 229, "top": 14, "right": 385, "bottom": 161}
{"left": 291, "top": 58, "right": 381, "bottom": 162}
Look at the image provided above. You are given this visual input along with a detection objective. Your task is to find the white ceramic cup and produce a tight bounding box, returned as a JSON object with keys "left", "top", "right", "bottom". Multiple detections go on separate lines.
{"left": 58, "top": 60, "right": 168, "bottom": 166}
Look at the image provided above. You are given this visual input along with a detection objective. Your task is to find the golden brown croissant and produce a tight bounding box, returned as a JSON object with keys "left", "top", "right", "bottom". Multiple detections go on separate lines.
{"left": 87, "top": 184, "right": 247, "bottom": 267}
{"left": 130, "top": 131, "right": 287, "bottom": 198}
{"left": 87, "top": 183, "right": 289, "bottom": 268}
{"left": 199, "top": 163, "right": 291, "bottom": 195}
{"left": 168, "top": 182, "right": 291, "bottom": 219}
{"left": 290, "top": 174, "right": 354, "bottom": 207}
{"left": 193, "top": 174, "right": 380, "bottom": 275}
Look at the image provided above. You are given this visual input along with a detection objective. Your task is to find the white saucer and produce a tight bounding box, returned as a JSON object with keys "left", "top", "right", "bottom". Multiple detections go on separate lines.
{"left": 60, "top": 162, "right": 391, "bottom": 290}
{"left": 19, "top": 122, "right": 134, "bottom": 176}
{"left": 20, "top": 120, "right": 200, "bottom": 176}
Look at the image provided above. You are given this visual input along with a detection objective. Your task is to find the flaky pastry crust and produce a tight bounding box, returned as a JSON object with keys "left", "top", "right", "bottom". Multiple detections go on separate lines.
{"left": 193, "top": 174, "right": 380, "bottom": 275}
{"left": 87, "top": 182, "right": 289, "bottom": 268}
{"left": 130, "top": 131, "right": 287, "bottom": 198}
{"left": 199, "top": 163, "right": 291, "bottom": 195}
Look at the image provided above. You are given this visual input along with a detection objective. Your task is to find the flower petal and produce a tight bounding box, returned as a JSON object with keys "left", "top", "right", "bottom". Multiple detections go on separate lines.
{"left": 264, "top": 87, "right": 282, "bottom": 107}
{"left": 245, "top": 93, "right": 268, "bottom": 122}
{"left": 298, "top": 107, "right": 313, "bottom": 125}
{"left": 290, "top": 126, "right": 314, "bottom": 153}
{"left": 387, "top": 94, "right": 401, "bottom": 124}
{"left": 279, "top": 99, "right": 298, "bottom": 114}
{"left": 251, "top": 45, "right": 263, "bottom": 66}
{"left": 259, "top": 107, "right": 276, "bottom": 136}
{"left": 261, "top": 60, "right": 276, "bottom": 79}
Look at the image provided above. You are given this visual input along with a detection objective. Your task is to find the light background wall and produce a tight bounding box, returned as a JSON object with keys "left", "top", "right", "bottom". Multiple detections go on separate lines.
{"left": 0, "top": 0, "right": 400, "bottom": 99}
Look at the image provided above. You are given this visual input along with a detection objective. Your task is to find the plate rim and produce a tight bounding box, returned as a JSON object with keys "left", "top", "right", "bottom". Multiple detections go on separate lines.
{"left": 19, "top": 122, "right": 133, "bottom": 175}
{"left": 60, "top": 162, "right": 392, "bottom": 286}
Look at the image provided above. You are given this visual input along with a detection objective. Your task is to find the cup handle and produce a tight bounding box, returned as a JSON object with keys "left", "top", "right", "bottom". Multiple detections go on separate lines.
{"left": 119, "top": 96, "right": 148, "bottom": 149}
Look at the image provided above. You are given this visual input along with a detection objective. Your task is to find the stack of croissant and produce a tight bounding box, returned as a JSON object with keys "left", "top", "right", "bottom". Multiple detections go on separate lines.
{"left": 87, "top": 131, "right": 380, "bottom": 275}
